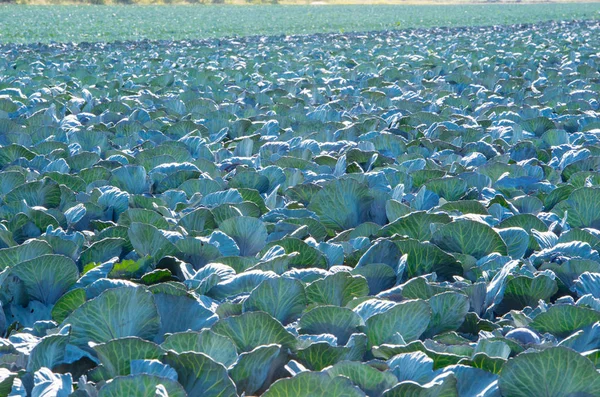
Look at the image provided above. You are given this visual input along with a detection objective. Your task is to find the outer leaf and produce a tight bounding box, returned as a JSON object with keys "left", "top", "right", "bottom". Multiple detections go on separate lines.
{"left": 499, "top": 347, "right": 600, "bottom": 397}
{"left": 12, "top": 254, "right": 79, "bottom": 304}
{"left": 497, "top": 228, "right": 529, "bottom": 259}
{"left": 51, "top": 288, "right": 86, "bottom": 323}
{"left": 163, "top": 351, "right": 237, "bottom": 397}
{"left": 306, "top": 272, "right": 369, "bottom": 306}
{"left": 174, "top": 238, "right": 221, "bottom": 269}
{"left": 229, "top": 344, "right": 282, "bottom": 395}
{"left": 208, "top": 270, "right": 277, "bottom": 300}
{"left": 383, "top": 373, "right": 458, "bottom": 397}
{"left": 574, "top": 272, "right": 600, "bottom": 298}
{"left": 179, "top": 208, "right": 217, "bottom": 234}
{"left": 129, "top": 359, "right": 178, "bottom": 380}
{"left": 530, "top": 304, "right": 600, "bottom": 338}
{"left": 211, "top": 312, "right": 296, "bottom": 352}
{"left": 352, "top": 263, "right": 397, "bottom": 295}
{"left": 459, "top": 353, "right": 506, "bottom": 375}
{"left": 262, "top": 371, "right": 366, "bottom": 397}
{"left": 161, "top": 330, "right": 238, "bottom": 367}
{"left": 80, "top": 238, "right": 125, "bottom": 267}
{"left": 395, "top": 239, "right": 462, "bottom": 280}
{"left": 378, "top": 212, "right": 451, "bottom": 241}
{"left": 152, "top": 291, "right": 218, "bottom": 342}
{"left": 32, "top": 368, "right": 73, "bottom": 397}
{"left": 366, "top": 300, "right": 431, "bottom": 346}
{"left": 93, "top": 337, "right": 164, "bottom": 377}
{"left": 387, "top": 351, "right": 435, "bottom": 383}
{"left": 219, "top": 216, "right": 267, "bottom": 257}
{"left": 296, "top": 333, "right": 368, "bottom": 371}
{"left": 27, "top": 333, "right": 69, "bottom": 372}
{"left": 431, "top": 219, "right": 507, "bottom": 258}
{"left": 0, "top": 239, "right": 53, "bottom": 271}
{"left": 565, "top": 187, "right": 600, "bottom": 228}
{"left": 496, "top": 274, "right": 558, "bottom": 313}
{"left": 110, "top": 165, "right": 149, "bottom": 195}
{"left": 6, "top": 179, "right": 61, "bottom": 208}
{"left": 356, "top": 239, "right": 402, "bottom": 271}
{"left": 62, "top": 286, "right": 160, "bottom": 348}
{"left": 440, "top": 365, "right": 497, "bottom": 396}
{"left": 325, "top": 361, "right": 398, "bottom": 397}
{"left": 242, "top": 277, "right": 307, "bottom": 324}
{"left": 299, "top": 306, "right": 364, "bottom": 345}
{"left": 308, "top": 178, "right": 373, "bottom": 231}
{"left": 263, "top": 238, "right": 328, "bottom": 269}
{"left": 424, "top": 292, "right": 470, "bottom": 338}
{"left": 119, "top": 208, "right": 169, "bottom": 230}
{"left": 98, "top": 374, "right": 187, "bottom": 397}
{"left": 127, "top": 222, "right": 176, "bottom": 259}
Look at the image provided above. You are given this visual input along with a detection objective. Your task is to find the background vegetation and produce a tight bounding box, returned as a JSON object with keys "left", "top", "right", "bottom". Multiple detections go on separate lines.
{"left": 1, "top": 3, "right": 600, "bottom": 43}
{"left": 0, "top": 0, "right": 596, "bottom": 6}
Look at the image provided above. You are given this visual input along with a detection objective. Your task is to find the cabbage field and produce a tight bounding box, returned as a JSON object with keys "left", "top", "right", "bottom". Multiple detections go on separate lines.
{"left": 2, "top": 13, "right": 600, "bottom": 397}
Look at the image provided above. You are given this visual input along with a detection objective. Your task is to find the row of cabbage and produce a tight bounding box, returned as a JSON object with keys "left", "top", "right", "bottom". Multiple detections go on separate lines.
{"left": 1, "top": 19, "right": 600, "bottom": 396}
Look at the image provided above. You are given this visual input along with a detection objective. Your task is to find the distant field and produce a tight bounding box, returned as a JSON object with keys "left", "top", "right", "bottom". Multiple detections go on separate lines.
{"left": 1, "top": 3, "right": 600, "bottom": 43}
